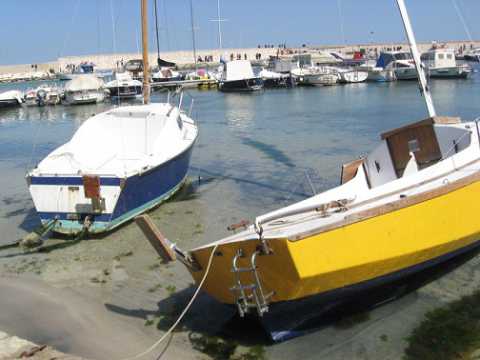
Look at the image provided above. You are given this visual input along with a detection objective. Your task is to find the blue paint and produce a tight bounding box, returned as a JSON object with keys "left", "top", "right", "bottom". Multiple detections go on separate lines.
{"left": 34, "top": 142, "right": 195, "bottom": 234}
{"left": 111, "top": 143, "right": 195, "bottom": 220}
{"left": 30, "top": 176, "right": 121, "bottom": 186}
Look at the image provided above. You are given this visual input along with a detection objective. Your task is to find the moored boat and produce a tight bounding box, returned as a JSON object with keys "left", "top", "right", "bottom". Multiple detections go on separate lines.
{"left": 421, "top": 47, "right": 471, "bottom": 79}
{"left": 0, "top": 90, "right": 23, "bottom": 108}
{"left": 335, "top": 67, "right": 369, "bottom": 83}
{"left": 27, "top": 0, "right": 198, "bottom": 236}
{"left": 64, "top": 74, "right": 106, "bottom": 105}
{"left": 377, "top": 51, "right": 418, "bottom": 80}
{"left": 27, "top": 102, "right": 198, "bottom": 234}
{"left": 291, "top": 67, "right": 339, "bottom": 86}
{"left": 105, "top": 72, "right": 143, "bottom": 100}
{"left": 259, "top": 68, "right": 295, "bottom": 88}
{"left": 219, "top": 60, "right": 263, "bottom": 92}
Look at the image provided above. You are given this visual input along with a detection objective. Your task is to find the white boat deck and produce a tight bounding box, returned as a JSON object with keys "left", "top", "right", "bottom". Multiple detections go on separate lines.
{"left": 30, "top": 103, "right": 198, "bottom": 178}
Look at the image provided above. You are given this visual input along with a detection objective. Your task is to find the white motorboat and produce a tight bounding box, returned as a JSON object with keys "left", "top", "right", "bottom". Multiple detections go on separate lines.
{"left": 421, "top": 47, "right": 471, "bottom": 79}
{"left": 105, "top": 72, "right": 143, "bottom": 100}
{"left": 360, "top": 61, "right": 397, "bottom": 82}
{"left": 259, "top": 68, "right": 295, "bottom": 88}
{"left": 219, "top": 60, "right": 264, "bottom": 92}
{"left": 335, "top": 67, "right": 369, "bottom": 83}
{"left": 64, "top": 74, "right": 106, "bottom": 105}
{"left": 0, "top": 90, "right": 23, "bottom": 108}
{"left": 58, "top": 62, "right": 97, "bottom": 81}
{"left": 291, "top": 67, "right": 338, "bottom": 86}
{"left": 376, "top": 51, "right": 418, "bottom": 80}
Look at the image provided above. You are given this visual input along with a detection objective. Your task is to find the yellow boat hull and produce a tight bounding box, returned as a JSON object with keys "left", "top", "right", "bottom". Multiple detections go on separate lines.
{"left": 189, "top": 177, "right": 480, "bottom": 306}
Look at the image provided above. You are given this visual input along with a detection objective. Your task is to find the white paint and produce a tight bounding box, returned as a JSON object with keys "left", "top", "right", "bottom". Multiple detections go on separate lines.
{"left": 364, "top": 141, "right": 397, "bottom": 188}
{"left": 29, "top": 184, "right": 121, "bottom": 214}
{"left": 223, "top": 60, "right": 255, "bottom": 81}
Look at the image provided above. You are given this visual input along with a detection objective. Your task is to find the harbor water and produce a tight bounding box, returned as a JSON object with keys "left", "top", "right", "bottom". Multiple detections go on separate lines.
{"left": 1, "top": 68, "right": 480, "bottom": 359}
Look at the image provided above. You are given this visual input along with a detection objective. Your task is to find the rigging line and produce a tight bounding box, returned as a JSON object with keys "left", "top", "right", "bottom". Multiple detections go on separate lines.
{"left": 110, "top": 0, "right": 121, "bottom": 105}
{"left": 162, "top": 0, "right": 171, "bottom": 51}
{"left": 451, "top": 0, "right": 473, "bottom": 42}
{"left": 189, "top": 0, "right": 198, "bottom": 70}
{"left": 336, "top": 0, "right": 346, "bottom": 46}
{"left": 154, "top": 0, "right": 161, "bottom": 61}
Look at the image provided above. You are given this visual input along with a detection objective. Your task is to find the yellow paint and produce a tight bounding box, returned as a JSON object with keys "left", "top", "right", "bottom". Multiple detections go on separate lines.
{"left": 189, "top": 180, "right": 480, "bottom": 304}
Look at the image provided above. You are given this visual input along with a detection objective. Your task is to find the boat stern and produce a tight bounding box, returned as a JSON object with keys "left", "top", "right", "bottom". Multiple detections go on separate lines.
{"left": 26, "top": 174, "right": 123, "bottom": 234}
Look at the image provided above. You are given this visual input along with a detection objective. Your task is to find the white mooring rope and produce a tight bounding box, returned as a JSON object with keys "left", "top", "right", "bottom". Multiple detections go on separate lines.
{"left": 120, "top": 243, "right": 219, "bottom": 360}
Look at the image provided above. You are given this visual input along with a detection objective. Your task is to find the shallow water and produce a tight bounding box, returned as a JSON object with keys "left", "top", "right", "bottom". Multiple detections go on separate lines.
{"left": 1, "top": 71, "right": 479, "bottom": 245}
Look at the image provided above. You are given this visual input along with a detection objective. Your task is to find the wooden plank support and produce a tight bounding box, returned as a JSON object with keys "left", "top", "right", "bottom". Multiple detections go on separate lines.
{"left": 135, "top": 214, "right": 176, "bottom": 262}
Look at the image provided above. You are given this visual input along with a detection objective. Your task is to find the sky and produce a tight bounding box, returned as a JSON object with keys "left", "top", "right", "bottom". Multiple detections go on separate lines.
{"left": 0, "top": 0, "right": 479, "bottom": 65}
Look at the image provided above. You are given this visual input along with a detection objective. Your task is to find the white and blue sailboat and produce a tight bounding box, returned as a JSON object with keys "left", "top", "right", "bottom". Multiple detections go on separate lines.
{"left": 26, "top": 0, "right": 198, "bottom": 235}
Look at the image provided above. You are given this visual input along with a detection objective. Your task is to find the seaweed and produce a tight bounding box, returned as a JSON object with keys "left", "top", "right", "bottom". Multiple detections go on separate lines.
{"left": 405, "top": 290, "right": 480, "bottom": 360}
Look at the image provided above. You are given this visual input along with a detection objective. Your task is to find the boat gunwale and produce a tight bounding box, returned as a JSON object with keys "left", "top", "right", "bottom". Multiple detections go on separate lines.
{"left": 287, "top": 155, "right": 480, "bottom": 241}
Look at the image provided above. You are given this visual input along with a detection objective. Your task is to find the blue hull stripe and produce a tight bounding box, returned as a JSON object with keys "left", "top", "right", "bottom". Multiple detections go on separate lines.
{"left": 30, "top": 176, "right": 121, "bottom": 186}
{"left": 35, "top": 141, "right": 195, "bottom": 234}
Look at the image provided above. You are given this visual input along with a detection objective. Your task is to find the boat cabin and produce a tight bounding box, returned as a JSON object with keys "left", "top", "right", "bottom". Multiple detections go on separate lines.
{"left": 223, "top": 60, "right": 256, "bottom": 81}
{"left": 376, "top": 51, "right": 413, "bottom": 68}
{"left": 420, "top": 48, "right": 456, "bottom": 69}
{"left": 341, "top": 116, "right": 472, "bottom": 188}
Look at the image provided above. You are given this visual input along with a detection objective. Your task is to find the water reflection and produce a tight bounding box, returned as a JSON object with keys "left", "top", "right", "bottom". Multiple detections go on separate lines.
{"left": 223, "top": 93, "right": 258, "bottom": 133}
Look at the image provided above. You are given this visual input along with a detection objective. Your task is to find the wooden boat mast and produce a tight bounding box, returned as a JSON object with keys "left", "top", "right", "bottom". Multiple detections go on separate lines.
{"left": 141, "top": 0, "right": 150, "bottom": 104}
{"left": 395, "top": 0, "right": 436, "bottom": 117}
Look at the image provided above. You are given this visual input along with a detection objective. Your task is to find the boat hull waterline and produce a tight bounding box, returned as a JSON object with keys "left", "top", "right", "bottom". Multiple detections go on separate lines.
{"left": 188, "top": 169, "right": 480, "bottom": 334}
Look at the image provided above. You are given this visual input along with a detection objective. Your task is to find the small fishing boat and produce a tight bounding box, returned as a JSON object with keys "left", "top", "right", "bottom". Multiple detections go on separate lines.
{"left": 105, "top": 72, "right": 143, "bottom": 100}
{"left": 0, "top": 90, "right": 23, "bottom": 108}
{"left": 291, "top": 67, "right": 338, "bottom": 86}
{"left": 27, "top": 0, "right": 198, "bottom": 235}
{"left": 335, "top": 67, "right": 369, "bottom": 83}
{"left": 24, "top": 85, "right": 62, "bottom": 106}
{"left": 142, "top": 0, "right": 480, "bottom": 342}
{"left": 64, "top": 74, "right": 106, "bottom": 105}
{"left": 219, "top": 60, "right": 263, "bottom": 92}
{"left": 421, "top": 47, "right": 471, "bottom": 79}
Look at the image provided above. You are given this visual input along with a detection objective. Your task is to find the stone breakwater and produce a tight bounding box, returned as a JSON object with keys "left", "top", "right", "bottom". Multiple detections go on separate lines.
{"left": 0, "top": 40, "right": 479, "bottom": 80}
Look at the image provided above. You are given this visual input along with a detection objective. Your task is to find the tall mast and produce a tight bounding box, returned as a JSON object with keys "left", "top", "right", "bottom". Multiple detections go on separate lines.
{"left": 154, "top": 0, "right": 161, "bottom": 64}
{"left": 210, "top": 0, "right": 226, "bottom": 51}
{"left": 216, "top": 0, "right": 222, "bottom": 50}
{"left": 395, "top": 0, "right": 436, "bottom": 117}
{"left": 189, "top": 0, "right": 198, "bottom": 71}
{"left": 141, "top": 0, "right": 150, "bottom": 104}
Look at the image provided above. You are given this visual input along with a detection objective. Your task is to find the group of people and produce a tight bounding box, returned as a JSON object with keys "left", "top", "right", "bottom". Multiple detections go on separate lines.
{"left": 197, "top": 55, "right": 215, "bottom": 62}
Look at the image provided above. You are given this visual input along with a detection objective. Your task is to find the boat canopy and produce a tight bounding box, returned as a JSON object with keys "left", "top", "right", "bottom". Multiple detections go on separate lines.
{"left": 33, "top": 104, "right": 196, "bottom": 177}
{"left": 376, "top": 51, "right": 413, "bottom": 68}
{"left": 65, "top": 74, "right": 104, "bottom": 92}
{"left": 224, "top": 60, "right": 255, "bottom": 81}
